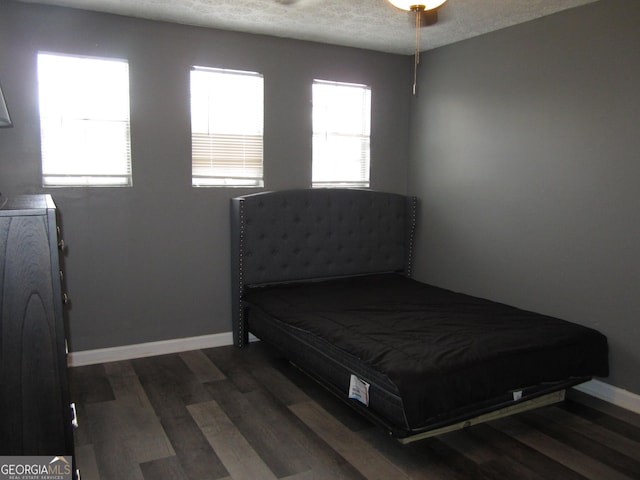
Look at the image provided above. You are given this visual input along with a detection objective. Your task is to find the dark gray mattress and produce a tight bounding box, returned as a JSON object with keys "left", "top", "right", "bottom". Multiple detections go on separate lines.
{"left": 244, "top": 273, "right": 609, "bottom": 435}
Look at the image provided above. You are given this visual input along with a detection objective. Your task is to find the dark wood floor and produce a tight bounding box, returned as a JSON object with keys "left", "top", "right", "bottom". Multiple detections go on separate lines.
{"left": 69, "top": 342, "right": 640, "bottom": 480}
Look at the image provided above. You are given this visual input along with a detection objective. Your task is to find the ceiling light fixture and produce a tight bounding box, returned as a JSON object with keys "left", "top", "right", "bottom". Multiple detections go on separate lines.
{"left": 388, "top": 0, "right": 447, "bottom": 96}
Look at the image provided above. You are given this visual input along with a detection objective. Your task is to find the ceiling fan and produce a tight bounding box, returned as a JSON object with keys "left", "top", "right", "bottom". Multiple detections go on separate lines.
{"left": 388, "top": 1, "right": 448, "bottom": 95}
{"left": 389, "top": 0, "right": 446, "bottom": 26}
{"left": 272, "top": 0, "right": 448, "bottom": 95}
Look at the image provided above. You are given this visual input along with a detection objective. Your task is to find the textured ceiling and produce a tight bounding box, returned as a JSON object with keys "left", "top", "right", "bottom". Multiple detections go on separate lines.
{"left": 17, "top": 0, "right": 599, "bottom": 54}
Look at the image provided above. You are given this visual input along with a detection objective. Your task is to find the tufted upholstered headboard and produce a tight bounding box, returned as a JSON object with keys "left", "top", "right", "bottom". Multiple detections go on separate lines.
{"left": 230, "top": 189, "right": 418, "bottom": 347}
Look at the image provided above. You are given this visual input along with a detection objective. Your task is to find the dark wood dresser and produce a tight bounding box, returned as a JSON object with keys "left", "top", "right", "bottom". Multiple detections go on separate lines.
{"left": 0, "top": 194, "right": 76, "bottom": 474}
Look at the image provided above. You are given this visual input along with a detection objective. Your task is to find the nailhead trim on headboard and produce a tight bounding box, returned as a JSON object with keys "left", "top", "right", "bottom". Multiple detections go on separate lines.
{"left": 237, "top": 198, "right": 246, "bottom": 347}
{"left": 406, "top": 195, "right": 418, "bottom": 278}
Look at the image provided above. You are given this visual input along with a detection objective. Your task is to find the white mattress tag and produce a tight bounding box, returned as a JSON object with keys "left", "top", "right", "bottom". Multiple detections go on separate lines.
{"left": 349, "top": 374, "right": 370, "bottom": 406}
{"left": 513, "top": 390, "right": 523, "bottom": 401}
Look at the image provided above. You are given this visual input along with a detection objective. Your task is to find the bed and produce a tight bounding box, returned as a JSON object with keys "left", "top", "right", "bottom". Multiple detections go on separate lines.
{"left": 230, "top": 188, "right": 608, "bottom": 442}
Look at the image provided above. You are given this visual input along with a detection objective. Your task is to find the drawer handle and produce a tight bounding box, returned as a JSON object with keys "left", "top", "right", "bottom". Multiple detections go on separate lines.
{"left": 71, "top": 403, "right": 79, "bottom": 429}
{"left": 58, "top": 239, "right": 67, "bottom": 251}
{"left": 63, "top": 293, "right": 70, "bottom": 306}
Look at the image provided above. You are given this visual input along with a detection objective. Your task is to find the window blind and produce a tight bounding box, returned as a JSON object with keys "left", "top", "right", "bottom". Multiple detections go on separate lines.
{"left": 38, "top": 53, "right": 132, "bottom": 187}
{"left": 312, "top": 80, "right": 371, "bottom": 188}
{"left": 191, "top": 67, "right": 264, "bottom": 187}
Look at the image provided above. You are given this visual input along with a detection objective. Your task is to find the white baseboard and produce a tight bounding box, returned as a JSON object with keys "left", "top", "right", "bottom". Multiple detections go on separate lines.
{"left": 69, "top": 335, "right": 640, "bottom": 417}
{"left": 573, "top": 379, "right": 640, "bottom": 415}
{"left": 68, "top": 332, "right": 257, "bottom": 367}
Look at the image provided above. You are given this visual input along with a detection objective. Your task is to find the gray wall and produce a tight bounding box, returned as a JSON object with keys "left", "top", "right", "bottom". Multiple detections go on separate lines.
{"left": 0, "top": 1, "right": 411, "bottom": 350}
{"left": 409, "top": 0, "right": 640, "bottom": 394}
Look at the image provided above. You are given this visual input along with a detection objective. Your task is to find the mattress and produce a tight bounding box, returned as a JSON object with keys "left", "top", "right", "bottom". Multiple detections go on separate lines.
{"left": 243, "top": 273, "right": 609, "bottom": 433}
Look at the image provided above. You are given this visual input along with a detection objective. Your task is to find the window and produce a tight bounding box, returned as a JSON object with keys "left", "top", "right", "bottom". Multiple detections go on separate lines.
{"left": 38, "top": 53, "right": 132, "bottom": 187}
{"left": 190, "top": 67, "right": 264, "bottom": 187}
{"left": 312, "top": 80, "right": 371, "bottom": 188}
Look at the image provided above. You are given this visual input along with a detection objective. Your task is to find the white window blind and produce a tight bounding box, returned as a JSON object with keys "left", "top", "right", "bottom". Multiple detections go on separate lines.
{"left": 312, "top": 80, "right": 371, "bottom": 188}
{"left": 38, "top": 53, "right": 132, "bottom": 187}
{"left": 191, "top": 67, "right": 264, "bottom": 187}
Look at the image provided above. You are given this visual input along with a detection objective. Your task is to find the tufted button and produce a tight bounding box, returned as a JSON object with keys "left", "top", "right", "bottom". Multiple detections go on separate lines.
{"left": 237, "top": 190, "right": 414, "bottom": 285}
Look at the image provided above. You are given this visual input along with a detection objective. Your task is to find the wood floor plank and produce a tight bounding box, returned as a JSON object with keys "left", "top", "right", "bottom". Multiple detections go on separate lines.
{"left": 74, "top": 443, "right": 100, "bottom": 480}
{"left": 179, "top": 349, "right": 226, "bottom": 383}
{"left": 133, "top": 353, "right": 212, "bottom": 406}
{"left": 439, "top": 427, "right": 561, "bottom": 480}
{"left": 188, "top": 400, "right": 278, "bottom": 480}
{"left": 566, "top": 389, "right": 640, "bottom": 429}
{"left": 73, "top": 359, "right": 177, "bottom": 480}
{"left": 203, "top": 346, "right": 262, "bottom": 393}
{"left": 290, "top": 400, "right": 411, "bottom": 480}
{"left": 83, "top": 400, "right": 175, "bottom": 464}
{"left": 203, "top": 378, "right": 255, "bottom": 422}
{"left": 519, "top": 408, "right": 640, "bottom": 479}
{"left": 438, "top": 429, "right": 502, "bottom": 465}
{"left": 477, "top": 457, "right": 545, "bottom": 480}
{"left": 491, "top": 416, "right": 635, "bottom": 480}
{"left": 279, "top": 471, "right": 319, "bottom": 480}
{"left": 469, "top": 423, "right": 587, "bottom": 480}
{"left": 82, "top": 402, "right": 155, "bottom": 480}
{"left": 157, "top": 411, "right": 230, "bottom": 480}
{"left": 562, "top": 394, "right": 640, "bottom": 444}
{"left": 437, "top": 428, "right": 551, "bottom": 480}
{"left": 530, "top": 404, "right": 640, "bottom": 460}
{"left": 85, "top": 360, "right": 176, "bottom": 464}
{"left": 140, "top": 456, "right": 189, "bottom": 480}
{"left": 407, "top": 436, "right": 492, "bottom": 480}
{"left": 279, "top": 466, "right": 367, "bottom": 480}
{"left": 277, "top": 360, "right": 376, "bottom": 433}
{"left": 206, "top": 376, "right": 363, "bottom": 479}
{"left": 231, "top": 391, "right": 315, "bottom": 477}
{"left": 90, "top": 439, "right": 145, "bottom": 480}
{"left": 131, "top": 355, "right": 230, "bottom": 480}
{"left": 251, "top": 387, "right": 366, "bottom": 478}
{"left": 68, "top": 364, "right": 115, "bottom": 404}
{"left": 359, "top": 427, "right": 471, "bottom": 480}
{"left": 247, "top": 357, "right": 311, "bottom": 406}
{"left": 103, "top": 360, "right": 155, "bottom": 410}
